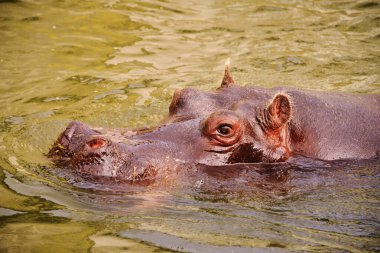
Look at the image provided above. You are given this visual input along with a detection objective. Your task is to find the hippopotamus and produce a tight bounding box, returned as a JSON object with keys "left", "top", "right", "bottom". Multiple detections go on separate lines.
{"left": 48, "top": 63, "right": 380, "bottom": 181}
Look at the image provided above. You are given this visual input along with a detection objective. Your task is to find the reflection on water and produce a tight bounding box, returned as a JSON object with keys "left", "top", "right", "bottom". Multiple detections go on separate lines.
{"left": 2, "top": 158, "right": 379, "bottom": 252}
{"left": 0, "top": 0, "right": 379, "bottom": 252}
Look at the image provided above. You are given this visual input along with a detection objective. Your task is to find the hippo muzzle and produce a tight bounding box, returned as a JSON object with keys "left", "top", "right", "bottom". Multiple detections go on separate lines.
{"left": 48, "top": 121, "right": 155, "bottom": 180}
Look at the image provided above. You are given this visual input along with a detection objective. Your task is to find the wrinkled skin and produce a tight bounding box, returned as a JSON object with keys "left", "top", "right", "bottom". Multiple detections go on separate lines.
{"left": 48, "top": 64, "right": 380, "bottom": 181}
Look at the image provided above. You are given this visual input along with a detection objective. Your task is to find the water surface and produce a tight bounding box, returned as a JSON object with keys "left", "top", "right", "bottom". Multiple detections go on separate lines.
{"left": 0, "top": 0, "right": 379, "bottom": 252}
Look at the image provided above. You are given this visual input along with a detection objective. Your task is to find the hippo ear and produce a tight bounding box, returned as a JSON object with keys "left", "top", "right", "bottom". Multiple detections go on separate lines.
{"left": 265, "top": 93, "right": 292, "bottom": 130}
{"left": 220, "top": 59, "right": 235, "bottom": 88}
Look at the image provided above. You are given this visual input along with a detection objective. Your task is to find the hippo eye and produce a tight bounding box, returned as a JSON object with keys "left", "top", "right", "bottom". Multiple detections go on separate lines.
{"left": 201, "top": 110, "right": 244, "bottom": 147}
{"left": 217, "top": 124, "right": 233, "bottom": 136}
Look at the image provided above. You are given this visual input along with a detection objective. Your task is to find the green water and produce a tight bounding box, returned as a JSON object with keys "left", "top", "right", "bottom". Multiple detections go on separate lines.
{"left": 0, "top": 0, "right": 379, "bottom": 252}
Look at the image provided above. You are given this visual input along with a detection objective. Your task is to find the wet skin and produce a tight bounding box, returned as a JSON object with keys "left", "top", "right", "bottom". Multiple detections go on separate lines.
{"left": 48, "top": 64, "right": 380, "bottom": 181}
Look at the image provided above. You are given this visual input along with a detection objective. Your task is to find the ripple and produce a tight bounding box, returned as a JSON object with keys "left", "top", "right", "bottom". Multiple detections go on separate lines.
{"left": 354, "top": 1, "right": 380, "bottom": 9}
{"left": 93, "top": 89, "right": 126, "bottom": 100}
{"left": 66, "top": 75, "right": 106, "bottom": 84}
{"left": 4, "top": 116, "right": 24, "bottom": 125}
{"left": 254, "top": 6, "right": 287, "bottom": 12}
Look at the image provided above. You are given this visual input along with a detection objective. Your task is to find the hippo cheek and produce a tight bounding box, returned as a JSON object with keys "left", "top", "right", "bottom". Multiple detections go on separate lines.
{"left": 225, "top": 143, "right": 264, "bottom": 164}
{"left": 269, "top": 146, "right": 291, "bottom": 162}
{"left": 225, "top": 145, "right": 290, "bottom": 164}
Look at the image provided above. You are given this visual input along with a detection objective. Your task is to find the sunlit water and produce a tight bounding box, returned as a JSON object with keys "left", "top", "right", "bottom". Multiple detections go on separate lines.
{"left": 0, "top": 0, "right": 379, "bottom": 252}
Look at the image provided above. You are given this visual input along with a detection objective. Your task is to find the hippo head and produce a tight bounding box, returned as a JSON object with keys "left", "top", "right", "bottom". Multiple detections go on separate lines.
{"left": 48, "top": 63, "right": 293, "bottom": 181}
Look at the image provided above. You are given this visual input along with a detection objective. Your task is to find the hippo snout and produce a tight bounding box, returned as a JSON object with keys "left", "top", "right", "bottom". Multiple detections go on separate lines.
{"left": 48, "top": 121, "right": 101, "bottom": 160}
{"left": 48, "top": 121, "right": 154, "bottom": 180}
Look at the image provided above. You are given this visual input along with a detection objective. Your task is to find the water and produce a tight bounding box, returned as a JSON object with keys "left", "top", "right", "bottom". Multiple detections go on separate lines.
{"left": 0, "top": 0, "right": 379, "bottom": 252}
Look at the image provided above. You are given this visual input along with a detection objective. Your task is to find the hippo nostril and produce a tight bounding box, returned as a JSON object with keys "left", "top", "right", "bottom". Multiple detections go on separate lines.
{"left": 86, "top": 138, "right": 108, "bottom": 150}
